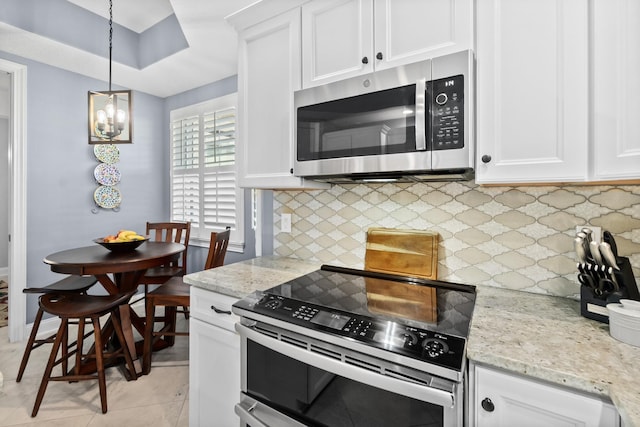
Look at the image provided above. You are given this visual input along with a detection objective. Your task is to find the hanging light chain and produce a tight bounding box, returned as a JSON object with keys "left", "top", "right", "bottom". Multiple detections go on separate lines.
{"left": 108, "top": 0, "right": 113, "bottom": 91}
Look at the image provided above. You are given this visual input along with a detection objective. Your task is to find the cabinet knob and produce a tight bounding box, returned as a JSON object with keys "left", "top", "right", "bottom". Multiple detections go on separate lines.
{"left": 481, "top": 398, "right": 495, "bottom": 412}
{"left": 481, "top": 155, "right": 492, "bottom": 164}
{"left": 290, "top": 168, "right": 294, "bottom": 174}
{"left": 362, "top": 57, "right": 369, "bottom": 64}
{"left": 376, "top": 52, "right": 383, "bottom": 60}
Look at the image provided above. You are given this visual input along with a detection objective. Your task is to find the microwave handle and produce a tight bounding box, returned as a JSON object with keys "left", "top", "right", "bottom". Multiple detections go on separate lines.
{"left": 415, "top": 78, "right": 427, "bottom": 151}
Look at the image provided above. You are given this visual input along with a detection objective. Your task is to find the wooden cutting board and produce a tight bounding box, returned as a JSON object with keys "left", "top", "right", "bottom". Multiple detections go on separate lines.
{"left": 364, "top": 227, "right": 439, "bottom": 280}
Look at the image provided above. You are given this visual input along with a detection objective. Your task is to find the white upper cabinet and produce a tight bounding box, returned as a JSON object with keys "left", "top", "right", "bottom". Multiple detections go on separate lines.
{"left": 592, "top": 0, "right": 640, "bottom": 181}
{"left": 475, "top": 0, "right": 589, "bottom": 184}
{"left": 302, "top": 0, "right": 472, "bottom": 88}
{"left": 235, "top": 8, "right": 327, "bottom": 189}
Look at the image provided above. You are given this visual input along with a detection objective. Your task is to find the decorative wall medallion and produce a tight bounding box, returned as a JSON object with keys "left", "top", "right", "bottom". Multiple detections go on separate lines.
{"left": 93, "top": 144, "right": 120, "bottom": 164}
{"left": 93, "top": 185, "right": 122, "bottom": 209}
{"left": 94, "top": 163, "right": 121, "bottom": 186}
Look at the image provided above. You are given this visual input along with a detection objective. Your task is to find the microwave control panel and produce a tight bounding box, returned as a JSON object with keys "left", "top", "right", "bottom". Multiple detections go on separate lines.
{"left": 429, "top": 74, "right": 464, "bottom": 150}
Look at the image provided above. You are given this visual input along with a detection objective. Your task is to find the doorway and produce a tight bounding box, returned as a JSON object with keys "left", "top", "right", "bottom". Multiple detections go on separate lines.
{"left": 0, "top": 58, "right": 27, "bottom": 343}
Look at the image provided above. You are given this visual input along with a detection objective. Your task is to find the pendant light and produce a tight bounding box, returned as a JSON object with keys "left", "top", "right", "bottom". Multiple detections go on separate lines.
{"left": 88, "top": 0, "right": 132, "bottom": 144}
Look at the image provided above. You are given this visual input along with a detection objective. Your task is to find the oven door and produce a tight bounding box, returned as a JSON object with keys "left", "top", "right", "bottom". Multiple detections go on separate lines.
{"left": 235, "top": 322, "right": 463, "bottom": 427}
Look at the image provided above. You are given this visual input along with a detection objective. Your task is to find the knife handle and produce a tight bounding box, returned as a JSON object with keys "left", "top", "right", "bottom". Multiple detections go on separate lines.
{"left": 600, "top": 242, "right": 620, "bottom": 270}
{"left": 603, "top": 230, "right": 619, "bottom": 260}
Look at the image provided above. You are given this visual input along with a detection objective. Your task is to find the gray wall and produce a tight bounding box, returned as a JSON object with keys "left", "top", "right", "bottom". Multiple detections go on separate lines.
{"left": 1, "top": 51, "right": 166, "bottom": 322}
{"left": 1, "top": 51, "right": 263, "bottom": 322}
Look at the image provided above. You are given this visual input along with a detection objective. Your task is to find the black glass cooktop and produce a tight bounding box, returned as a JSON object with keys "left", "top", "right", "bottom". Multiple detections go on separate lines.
{"left": 261, "top": 265, "right": 476, "bottom": 338}
{"left": 233, "top": 265, "right": 476, "bottom": 371}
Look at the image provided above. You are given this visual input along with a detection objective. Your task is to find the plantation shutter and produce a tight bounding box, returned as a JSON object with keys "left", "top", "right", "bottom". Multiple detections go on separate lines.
{"left": 169, "top": 94, "right": 243, "bottom": 249}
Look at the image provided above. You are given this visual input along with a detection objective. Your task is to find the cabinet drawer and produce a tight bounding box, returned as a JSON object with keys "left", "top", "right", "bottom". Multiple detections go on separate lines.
{"left": 190, "top": 286, "right": 240, "bottom": 333}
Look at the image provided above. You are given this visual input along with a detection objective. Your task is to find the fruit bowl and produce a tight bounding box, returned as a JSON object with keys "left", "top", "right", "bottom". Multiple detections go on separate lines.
{"left": 93, "top": 237, "right": 149, "bottom": 253}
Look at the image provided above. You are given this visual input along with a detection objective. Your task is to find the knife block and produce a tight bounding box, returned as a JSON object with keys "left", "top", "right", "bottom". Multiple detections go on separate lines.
{"left": 579, "top": 256, "right": 639, "bottom": 324}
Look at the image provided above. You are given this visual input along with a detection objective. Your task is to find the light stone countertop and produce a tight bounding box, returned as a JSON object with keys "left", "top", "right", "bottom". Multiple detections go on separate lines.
{"left": 184, "top": 256, "right": 640, "bottom": 427}
{"left": 183, "top": 255, "right": 321, "bottom": 299}
{"left": 468, "top": 285, "right": 640, "bottom": 427}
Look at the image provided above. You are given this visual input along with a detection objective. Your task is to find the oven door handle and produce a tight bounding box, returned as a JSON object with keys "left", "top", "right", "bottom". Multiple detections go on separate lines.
{"left": 235, "top": 393, "right": 307, "bottom": 427}
{"left": 415, "top": 78, "right": 427, "bottom": 151}
{"left": 237, "top": 323, "right": 456, "bottom": 408}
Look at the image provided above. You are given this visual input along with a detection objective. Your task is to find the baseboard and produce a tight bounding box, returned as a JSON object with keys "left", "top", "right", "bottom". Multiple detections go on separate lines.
{"left": 0, "top": 267, "right": 7, "bottom": 277}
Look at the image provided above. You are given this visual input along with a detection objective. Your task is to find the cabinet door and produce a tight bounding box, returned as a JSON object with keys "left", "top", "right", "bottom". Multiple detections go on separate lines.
{"left": 475, "top": 0, "right": 589, "bottom": 184}
{"left": 592, "top": 0, "right": 640, "bottom": 181}
{"left": 373, "top": 0, "right": 472, "bottom": 71}
{"left": 189, "top": 317, "right": 241, "bottom": 427}
{"left": 237, "top": 9, "right": 327, "bottom": 189}
{"left": 302, "top": 0, "right": 374, "bottom": 87}
{"left": 472, "top": 364, "right": 620, "bottom": 427}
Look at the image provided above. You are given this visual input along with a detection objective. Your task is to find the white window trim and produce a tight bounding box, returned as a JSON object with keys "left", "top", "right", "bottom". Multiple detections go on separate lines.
{"left": 169, "top": 93, "right": 244, "bottom": 252}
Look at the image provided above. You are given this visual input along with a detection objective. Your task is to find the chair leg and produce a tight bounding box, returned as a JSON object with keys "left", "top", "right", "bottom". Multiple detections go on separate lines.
{"left": 32, "top": 319, "right": 67, "bottom": 417}
{"left": 74, "top": 318, "right": 86, "bottom": 377}
{"left": 91, "top": 316, "right": 108, "bottom": 414}
{"left": 142, "top": 296, "right": 155, "bottom": 375}
{"left": 164, "top": 306, "right": 178, "bottom": 346}
{"left": 17, "top": 308, "right": 44, "bottom": 382}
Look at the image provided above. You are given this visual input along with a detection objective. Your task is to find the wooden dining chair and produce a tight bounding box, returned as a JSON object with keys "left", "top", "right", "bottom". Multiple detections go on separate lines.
{"left": 142, "top": 228, "right": 230, "bottom": 375}
{"left": 139, "top": 222, "right": 191, "bottom": 288}
{"left": 16, "top": 275, "right": 98, "bottom": 383}
{"left": 31, "top": 290, "right": 137, "bottom": 417}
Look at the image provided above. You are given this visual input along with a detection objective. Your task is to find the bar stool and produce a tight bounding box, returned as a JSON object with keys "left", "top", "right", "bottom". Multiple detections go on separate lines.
{"left": 17, "top": 275, "right": 98, "bottom": 382}
{"left": 31, "top": 291, "right": 137, "bottom": 417}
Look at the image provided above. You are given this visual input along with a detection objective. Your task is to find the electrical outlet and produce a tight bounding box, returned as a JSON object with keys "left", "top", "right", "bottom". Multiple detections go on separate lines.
{"left": 281, "top": 213, "right": 292, "bottom": 233}
{"left": 575, "top": 225, "right": 602, "bottom": 243}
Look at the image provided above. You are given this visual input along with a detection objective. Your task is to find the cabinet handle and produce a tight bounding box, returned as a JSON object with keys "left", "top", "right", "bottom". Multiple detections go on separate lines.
{"left": 211, "top": 305, "right": 232, "bottom": 315}
{"left": 481, "top": 397, "right": 495, "bottom": 412}
{"left": 481, "top": 155, "right": 492, "bottom": 164}
{"left": 376, "top": 52, "right": 383, "bottom": 60}
{"left": 362, "top": 56, "right": 369, "bottom": 64}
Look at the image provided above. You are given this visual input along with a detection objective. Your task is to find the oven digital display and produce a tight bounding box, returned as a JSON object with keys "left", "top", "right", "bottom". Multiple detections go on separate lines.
{"left": 310, "top": 311, "right": 351, "bottom": 330}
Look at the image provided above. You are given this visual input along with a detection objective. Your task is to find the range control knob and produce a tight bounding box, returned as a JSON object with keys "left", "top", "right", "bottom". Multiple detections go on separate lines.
{"left": 435, "top": 93, "right": 448, "bottom": 105}
{"left": 263, "top": 299, "right": 282, "bottom": 310}
{"left": 422, "top": 338, "right": 449, "bottom": 358}
{"left": 402, "top": 331, "right": 418, "bottom": 346}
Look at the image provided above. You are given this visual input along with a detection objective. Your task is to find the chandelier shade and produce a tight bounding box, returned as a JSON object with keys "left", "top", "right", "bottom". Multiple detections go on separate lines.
{"left": 89, "top": 90, "right": 132, "bottom": 144}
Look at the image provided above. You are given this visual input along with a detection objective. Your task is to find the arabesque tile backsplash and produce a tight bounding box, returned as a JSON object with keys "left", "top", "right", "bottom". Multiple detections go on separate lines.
{"left": 273, "top": 182, "right": 640, "bottom": 299}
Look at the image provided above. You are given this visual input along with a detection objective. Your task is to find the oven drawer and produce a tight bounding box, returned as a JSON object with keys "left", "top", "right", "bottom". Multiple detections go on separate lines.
{"left": 190, "top": 286, "right": 239, "bottom": 332}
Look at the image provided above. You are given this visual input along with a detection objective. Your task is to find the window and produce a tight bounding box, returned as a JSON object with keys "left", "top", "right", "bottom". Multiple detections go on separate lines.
{"left": 170, "top": 93, "right": 244, "bottom": 251}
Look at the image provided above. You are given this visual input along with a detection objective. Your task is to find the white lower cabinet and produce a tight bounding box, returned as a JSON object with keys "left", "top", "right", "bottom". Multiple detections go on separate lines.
{"left": 469, "top": 363, "right": 620, "bottom": 427}
{"left": 189, "top": 287, "right": 240, "bottom": 427}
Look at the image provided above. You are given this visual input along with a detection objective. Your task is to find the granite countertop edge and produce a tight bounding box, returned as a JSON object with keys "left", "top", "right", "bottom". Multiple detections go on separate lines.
{"left": 184, "top": 256, "right": 640, "bottom": 427}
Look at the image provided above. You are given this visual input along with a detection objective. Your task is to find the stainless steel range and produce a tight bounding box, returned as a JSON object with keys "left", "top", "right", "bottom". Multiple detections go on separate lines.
{"left": 232, "top": 264, "right": 476, "bottom": 427}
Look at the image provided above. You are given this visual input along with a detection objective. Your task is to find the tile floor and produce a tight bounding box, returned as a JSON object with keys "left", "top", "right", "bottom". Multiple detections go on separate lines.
{"left": 0, "top": 299, "right": 190, "bottom": 427}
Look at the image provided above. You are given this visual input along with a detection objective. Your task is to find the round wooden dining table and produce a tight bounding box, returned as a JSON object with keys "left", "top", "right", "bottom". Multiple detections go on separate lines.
{"left": 43, "top": 241, "right": 185, "bottom": 378}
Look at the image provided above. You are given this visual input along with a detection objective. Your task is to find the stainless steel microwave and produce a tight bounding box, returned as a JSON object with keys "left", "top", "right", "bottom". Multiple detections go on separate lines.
{"left": 293, "top": 50, "right": 474, "bottom": 183}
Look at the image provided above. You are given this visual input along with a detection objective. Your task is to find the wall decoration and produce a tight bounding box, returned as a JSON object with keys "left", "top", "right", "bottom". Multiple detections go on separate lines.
{"left": 92, "top": 143, "right": 121, "bottom": 213}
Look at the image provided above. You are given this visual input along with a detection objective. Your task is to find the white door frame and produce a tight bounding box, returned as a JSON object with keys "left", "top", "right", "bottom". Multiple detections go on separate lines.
{"left": 1, "top": 58, "right": 27, "bottom": 343}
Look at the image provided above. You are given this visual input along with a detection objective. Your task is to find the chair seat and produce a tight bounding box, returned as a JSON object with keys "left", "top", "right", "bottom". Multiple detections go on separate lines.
{"left": 142, "top": 266, "right": 183, "bottom": 279}
{"left": 23, "top": 275, "right": 97, "bottom": 294}
{"left": 40, "top": 292, "right": 134, "bottom": 319}
{"left": 146, "top": 278, "right": 190, "bottom": 305}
